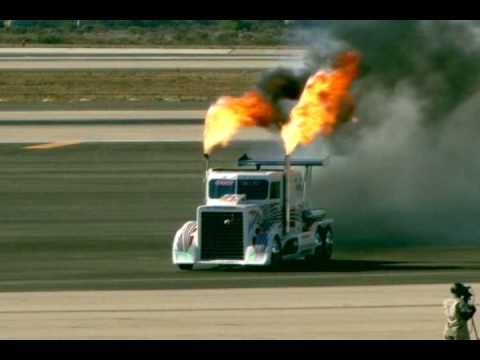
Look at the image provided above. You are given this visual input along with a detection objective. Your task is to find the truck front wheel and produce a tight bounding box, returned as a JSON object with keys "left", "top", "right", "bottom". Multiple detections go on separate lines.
{"left": 178, "top": 264, "right": 194, "bottom": 271}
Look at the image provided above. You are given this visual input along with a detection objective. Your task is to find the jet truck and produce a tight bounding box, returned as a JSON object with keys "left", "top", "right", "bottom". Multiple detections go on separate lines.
{"left": 172, "top": 154, "right": 334, "bottom": 270}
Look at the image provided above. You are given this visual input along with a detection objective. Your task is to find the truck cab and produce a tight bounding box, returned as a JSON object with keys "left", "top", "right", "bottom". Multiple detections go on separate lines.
{"left": 172, "top": 154, "right": 334, "bottom": 270}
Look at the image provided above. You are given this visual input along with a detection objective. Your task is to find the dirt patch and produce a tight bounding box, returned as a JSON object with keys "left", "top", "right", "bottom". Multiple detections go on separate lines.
{"left": 0, "top": 69, "right": 261, "bottom": 106}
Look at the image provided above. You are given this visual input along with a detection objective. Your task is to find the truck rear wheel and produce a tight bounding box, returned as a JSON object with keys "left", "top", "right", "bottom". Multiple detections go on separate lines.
{"left": 269, "top": 238, "right": 282, "bottom": 269}
{"left": 178, "top": 264, "right": 194, "bottom": 271}
{"left": 308, "top": 226, "right": 333, "bottom": 264}
{"left": 321, "top": 227, "right": 334, "bottom": 261}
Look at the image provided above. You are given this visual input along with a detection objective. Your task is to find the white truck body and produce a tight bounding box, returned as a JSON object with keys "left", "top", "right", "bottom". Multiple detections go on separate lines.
{"left": 172, "top": 155, "right": 334, "bottom": 270}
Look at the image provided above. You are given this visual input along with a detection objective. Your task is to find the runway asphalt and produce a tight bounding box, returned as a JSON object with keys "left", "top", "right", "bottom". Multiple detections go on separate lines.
{"left": 0, "top": 141, "right": 478, "bottom": 339}
{"left": 0, "top": 48, "right": 305, "bottom": 56}
{"left": 0, "top": 125, "right": 276, "bottom": 143}
{"left": 0, "top": 141, "right": 479, "bottom": 293}
{"left": 0, "top": 48, "right": 303, "bottom": 70}
{"left": 0, "top": 110, "right": 277, "bottom": 143}
{"left": 0, "top": 110, "right": 206, "bottom": 124}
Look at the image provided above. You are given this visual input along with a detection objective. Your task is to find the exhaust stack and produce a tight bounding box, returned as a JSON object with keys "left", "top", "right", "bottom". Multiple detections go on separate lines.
{"left": 304, "top": 166, "right": 312, "bottom": 208}
{"left": 237, "top": 153, "right": 327, "bottom": 235}
{"left": 284, "top": 155, "right": 291, "bottom": 235}
{"left": 204, "top": 153, "right": 210, "bottom": 173}
{"left": 203, "top": 153, "right": 210, "bottom": 202}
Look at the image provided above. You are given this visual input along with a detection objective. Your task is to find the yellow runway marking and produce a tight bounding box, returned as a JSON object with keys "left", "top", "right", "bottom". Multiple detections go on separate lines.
{"left": 24, "top": 141, "right": 82, "bottom": 150}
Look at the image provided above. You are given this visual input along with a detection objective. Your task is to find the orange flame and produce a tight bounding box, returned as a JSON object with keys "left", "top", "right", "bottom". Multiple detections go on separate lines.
{"left": 203, "top": 90, "right": 279, "bottom": 154}
{"left": 281, "top": 51, "right": 361, "bottom": 155}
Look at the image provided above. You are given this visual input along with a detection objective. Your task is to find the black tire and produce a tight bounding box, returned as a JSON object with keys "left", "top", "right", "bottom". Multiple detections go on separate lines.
{"left": 178, "top": 264, "right": 194, "bottom": 271}
{"left": 319, "top": 226, "right": 334, "bottom": 261}
{"left": 310, "top": 226, "right": 333, "bottom": 263}
{"left": 269, "top": 238, "right": 282, "bottom": 269}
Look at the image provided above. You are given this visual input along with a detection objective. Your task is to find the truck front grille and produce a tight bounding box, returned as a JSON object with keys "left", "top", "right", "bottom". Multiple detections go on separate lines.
{"left": 200, "top": 212, "right": 244, "bottom": 260}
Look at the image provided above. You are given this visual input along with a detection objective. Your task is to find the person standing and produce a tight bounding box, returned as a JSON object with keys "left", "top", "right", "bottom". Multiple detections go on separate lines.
{"left": 443, "top": 283, "right": 477, "bottom": 340}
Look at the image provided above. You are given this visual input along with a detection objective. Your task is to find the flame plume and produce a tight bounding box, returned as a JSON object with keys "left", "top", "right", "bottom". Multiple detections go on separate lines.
{"left": 203, "top": 91, "right": 280, "bottom": 155}
{"left": 281, "top": 51, "right": 361, "bottom": 155}
{"left": 202, "top": 51, "right": 361, "bottom": 156}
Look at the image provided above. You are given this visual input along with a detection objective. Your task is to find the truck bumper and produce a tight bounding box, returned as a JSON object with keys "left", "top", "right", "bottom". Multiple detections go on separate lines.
{"left": 173, "top": 246, "right": 270, "bottom": 267}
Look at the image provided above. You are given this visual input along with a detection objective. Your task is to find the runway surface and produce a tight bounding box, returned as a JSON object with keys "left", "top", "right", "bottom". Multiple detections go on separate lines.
{"left": 0, "top": 125, "right": 275, "bottom": 143}
{"left": 0, "top": 110, "right": 276, "bottom": 142}
{"left": 0, "top": 48, "right": 305, "bottom": 56}
{"left": 0, "top": 110, "right": 206, "bottom": 121}
{"left": 0, "top": 110, "right": 205, "bottom": 123}
{"left": 0, "top": 48, "right": 303, "bottom": 70}
{"left": 0, "top": 141, "right": 479, "bottom": 339}
{"left": 0, "top": 141, "right": 479, "bottom": 293}
{"left": 0, "top": 284, "right": 478, "bottom": 339}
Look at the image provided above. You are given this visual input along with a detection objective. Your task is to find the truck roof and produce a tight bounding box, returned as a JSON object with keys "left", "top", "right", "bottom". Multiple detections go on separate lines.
{"left": 209, "top": 169, "right": 285, "bottom": 177}
{"left": 208, "top": 168, "right": 301, "bottom": 180}
{"left": 211, "top": 168, "right": 284, "bottom": 174}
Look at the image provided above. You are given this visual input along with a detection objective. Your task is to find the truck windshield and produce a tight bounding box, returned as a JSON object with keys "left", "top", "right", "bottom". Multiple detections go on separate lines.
{"left": 209, "top": 179, "right": 269, "bottom": 200}
{"left": 209, "top": 179, "right": 236, "bottom": 199}
{"left": 238, "top": 179, "right": 268, "bottom": 200}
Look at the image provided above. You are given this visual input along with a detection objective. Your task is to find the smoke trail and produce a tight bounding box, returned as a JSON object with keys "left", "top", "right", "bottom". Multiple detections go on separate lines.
{"left": 291, "top": 20, "right": 480, "bottom": 246}
{"left": 257, "top": 67, "right": 310, "bottom": 103}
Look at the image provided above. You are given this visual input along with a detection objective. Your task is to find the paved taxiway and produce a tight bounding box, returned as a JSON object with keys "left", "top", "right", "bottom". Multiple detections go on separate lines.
{"left": 0, "top": 48, "right": 303, "bottom": 70}
{"left": 0, "top": 110, "right": 276, "bottom": 142}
